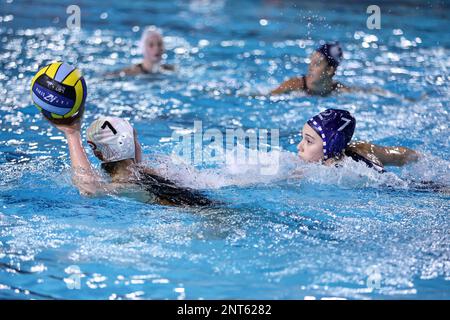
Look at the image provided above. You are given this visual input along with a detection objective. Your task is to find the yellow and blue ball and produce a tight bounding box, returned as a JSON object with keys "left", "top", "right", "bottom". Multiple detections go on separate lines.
{"left": 30, "top": 61, "right": 87, "bottom": 124}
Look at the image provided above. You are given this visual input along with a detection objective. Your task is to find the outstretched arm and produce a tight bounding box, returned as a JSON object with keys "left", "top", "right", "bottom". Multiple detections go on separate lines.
{"left": 51, "top": 119, "right": 101, "bottom": 195}
{"left": 348, "top": 141, "right": 420, "bottom": 167}
{"left": 270, "top": 77, "right": 304, "bottom": 95}
{"left": 334, "top": 81, "right": 352, "bottom": 93}
{"left": 104, "top": 65, "right": 142, "bottom": 78}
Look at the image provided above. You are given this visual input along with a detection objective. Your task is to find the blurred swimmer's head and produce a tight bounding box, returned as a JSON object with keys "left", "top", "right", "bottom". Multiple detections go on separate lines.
{"left": 317, "top": 43, "right": 343, "bottom": 68}
{"left": 140, "top": 26, "right": 164, "bottom": 63}
{"left": 297, "top": 108, "right": 355, "bottom": 162}
{"left": 307, "top": 42, "right": 343, "bottom": 81}
{"left": 86, "top": 117, "right": 139, "bottom": 163}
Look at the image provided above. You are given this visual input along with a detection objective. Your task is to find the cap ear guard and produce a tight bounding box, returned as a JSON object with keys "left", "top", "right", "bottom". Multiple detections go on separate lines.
{"left": 87, "top": 140, "right": 97, "bottom": 151}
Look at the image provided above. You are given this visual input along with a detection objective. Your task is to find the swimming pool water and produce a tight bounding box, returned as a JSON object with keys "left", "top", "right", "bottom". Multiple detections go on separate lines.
{"left": 0, "top": 0, "right": 449, "bottom": 299}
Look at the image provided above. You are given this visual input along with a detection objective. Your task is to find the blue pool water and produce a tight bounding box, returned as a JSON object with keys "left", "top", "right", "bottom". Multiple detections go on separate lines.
{"left": 0, "top": 0, "right": 449, "bottom": 299}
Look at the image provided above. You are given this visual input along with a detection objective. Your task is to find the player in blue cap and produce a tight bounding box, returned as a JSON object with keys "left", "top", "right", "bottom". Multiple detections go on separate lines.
{"left": 271, "top": 42, "right": 350, "bottom": 96}
{"left": 297, "top": 108, "right": 419, "bottom": 171}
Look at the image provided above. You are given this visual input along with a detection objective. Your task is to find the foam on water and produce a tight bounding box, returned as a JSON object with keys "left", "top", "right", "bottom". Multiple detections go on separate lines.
{"left": 142, "top": 146, "right": 450, "bottom": 193}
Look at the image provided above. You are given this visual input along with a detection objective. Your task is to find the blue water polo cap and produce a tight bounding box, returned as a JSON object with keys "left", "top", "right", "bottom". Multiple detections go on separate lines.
{"left": 307, "top": 108, "right": 356, "bottom": 160}
{"left": 316, "top": 42, "right": 343, "bottom": 68}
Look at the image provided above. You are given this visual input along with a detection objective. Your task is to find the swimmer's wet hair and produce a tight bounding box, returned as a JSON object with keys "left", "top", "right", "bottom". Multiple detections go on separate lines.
{"left": 101, "top": 161, "right": 122, "bottom": 175}
{"left": 137, "top": 171, "right": 213, "bottom": 207}
{"left": 101, "top": 162, "right": 213, "bottom": 207}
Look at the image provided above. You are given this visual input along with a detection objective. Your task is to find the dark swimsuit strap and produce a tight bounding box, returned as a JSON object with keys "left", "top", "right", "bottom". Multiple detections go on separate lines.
{"left": 137, "top": 63, "right": 149, "bottom": 74}
{"left": 302, "top": 75, "right": 308, "bottom": 91}
{"left": 344, "top": 149, "right": 386, "bottom": 173}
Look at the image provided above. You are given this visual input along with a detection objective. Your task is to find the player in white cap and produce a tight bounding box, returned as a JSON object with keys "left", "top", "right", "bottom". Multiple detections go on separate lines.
{"left": 49, "top": 115, "right": 212, "bottom": 206}
{"left": 106, "top": 26, "right": 174, "bottom": 77}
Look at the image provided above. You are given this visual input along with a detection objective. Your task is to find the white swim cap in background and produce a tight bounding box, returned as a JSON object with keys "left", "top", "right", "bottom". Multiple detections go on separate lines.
{"left": 86, "top": 117, "right": 135, "bottom": 163}
{"left": 140, "top": 25, "right": 163, "bottom": 55}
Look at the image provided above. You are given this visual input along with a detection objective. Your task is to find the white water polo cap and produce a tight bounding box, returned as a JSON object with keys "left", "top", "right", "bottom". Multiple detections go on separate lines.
{"left": 86, "top": 117, "right": 135, "bottom": 163}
